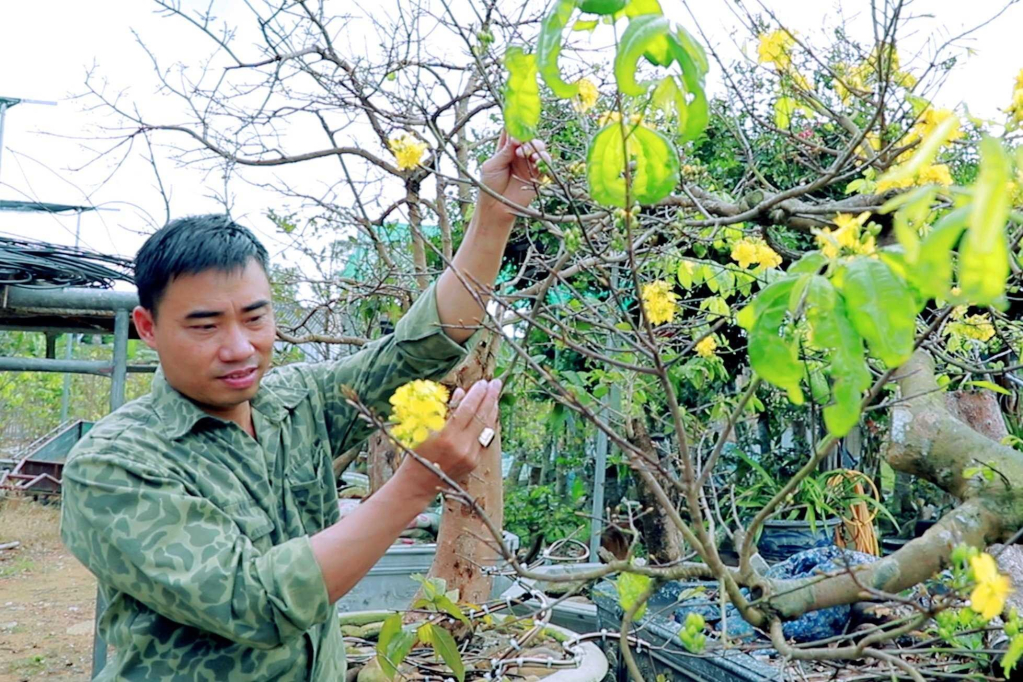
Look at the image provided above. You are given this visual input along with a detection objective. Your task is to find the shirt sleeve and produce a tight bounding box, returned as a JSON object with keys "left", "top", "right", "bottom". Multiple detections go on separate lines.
{"left": 60, "top": 449, "right": 331, "bottom": 650}
{"left": 306, "top": 281, "right": 474, "bottom": 456}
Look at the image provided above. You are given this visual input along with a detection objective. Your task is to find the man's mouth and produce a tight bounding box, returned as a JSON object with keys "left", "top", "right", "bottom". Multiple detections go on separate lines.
{"left": 218, "top": 367, "right": 258, "bottom": 389}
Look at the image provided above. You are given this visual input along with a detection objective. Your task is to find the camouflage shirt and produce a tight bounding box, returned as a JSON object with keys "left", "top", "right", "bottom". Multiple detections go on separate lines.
{"left": 60, "top": 283, "right": 470, "bottom": 681}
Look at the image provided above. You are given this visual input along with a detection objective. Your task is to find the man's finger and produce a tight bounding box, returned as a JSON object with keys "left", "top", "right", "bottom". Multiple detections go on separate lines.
{"left": 482, "top": 382, "right": 501, "bottom": 427}
{"left": 474, "top": 379, "right": 502, "bottom": 429}
{"left": 451, "top": 379, "right": 489, "bottom": 427}
{"left": 448, "top": 387, "right": 466, "bottom": 410}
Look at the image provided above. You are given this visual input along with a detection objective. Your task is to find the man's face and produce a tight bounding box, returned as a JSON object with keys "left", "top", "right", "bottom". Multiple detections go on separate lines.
{"left": 134, "top": 259, "right": 275, "bottom": 417}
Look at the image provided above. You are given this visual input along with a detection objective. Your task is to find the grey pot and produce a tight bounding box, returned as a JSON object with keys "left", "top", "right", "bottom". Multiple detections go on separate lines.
{"left": 756, "top": 517, "right": 841, "bottom": 563}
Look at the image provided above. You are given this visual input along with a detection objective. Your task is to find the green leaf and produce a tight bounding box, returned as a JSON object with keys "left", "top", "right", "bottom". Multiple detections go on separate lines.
{"left": 614, "top": 14, "right": 670, "bottom": 96}
{"left": 652, "top": 76, "right": 688, "bottom": 132}
{"left": 774, "top": 97, "right": 799, "bottom": 130}
{"left": 960, "top": 136, "right": 1012, "bottom": 305}
{"left": 586, "top": 123, "right": 680, "bottom": 206}
{"left": 835, "top": 258, "right": 916, "bottom": 368}
{"left": 672, "top": 25, "right": 708, "bottom": 77}
{"left": 876, "top": 113, "right": 960, "bottom": 190}
{"left": 573, "top": 18, "right": 600, "bottom": 31}
{"left": 620, "top": 0, "right": 663, "bottom": 17}
{"left": 1002, "top": 633, "right": 1023, "bottom": 675}
{"left": 577, "top": 0, "right": 628, "bottom": 14}
{"left": 434, "top": 595, "right": 472, "bottom": 628}
{"left": 537, "top": 0, "right": 580, "bottom": 99}
{"left": 428, "top": 625, "right": 466, "bottom": 682}
{"left": 804, "top": 276, "right": 870, "bottom": 436}
{"left": 910, "top": 207, "right": 968, "bottom": 300}
{"left": 376, "top": 614, "right": 416, "bottom": 680}
{"left": 666, "top": 31, "right": 709, "bottom": 142}
{"left": 503, "top": 47, "right": 540, "bottom": 141}
{"left": 677, "top": 260, "right": 695, "bottom": 289}
{"left": 964, "top": 380, "right": 1011, "bottom": 395}
{"left": 617, "top": 572, "right": 653, "bottom": 621}
{"left": 787, "top": 251, "right": 828, "bottom": 275}
{"left": 738, "top": 278, "right": 805, "bottom": 404}
{"left": 886, "top": 186, "right": 937, "bottom": 262}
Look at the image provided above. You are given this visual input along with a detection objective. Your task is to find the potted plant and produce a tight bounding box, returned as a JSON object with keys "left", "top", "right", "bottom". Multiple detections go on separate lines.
{"left": 734, "top": 454, "right": 893, "bottom": 562}
{"left": 341, "top": 575, "right": 608, "bottom": 682}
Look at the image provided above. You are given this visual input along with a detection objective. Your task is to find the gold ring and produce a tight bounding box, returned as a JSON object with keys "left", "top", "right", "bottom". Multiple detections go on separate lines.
{"left": 477, "top": 427, "right": 496, "bottom": 448}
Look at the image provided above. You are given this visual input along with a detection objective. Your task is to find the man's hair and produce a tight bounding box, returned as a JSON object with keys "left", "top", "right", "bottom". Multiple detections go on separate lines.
{"left": 135, "top": 214, "right": 269, "bottom": 314}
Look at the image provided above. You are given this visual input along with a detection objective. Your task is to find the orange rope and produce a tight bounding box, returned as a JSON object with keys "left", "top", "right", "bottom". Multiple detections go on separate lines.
{"left": 828, "top": 470, "right": 880, "bottom": 556}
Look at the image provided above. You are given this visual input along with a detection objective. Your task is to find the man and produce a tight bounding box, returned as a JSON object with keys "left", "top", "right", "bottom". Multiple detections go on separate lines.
{"left": 60, "top": 133, "right": 548, "bottom": 680}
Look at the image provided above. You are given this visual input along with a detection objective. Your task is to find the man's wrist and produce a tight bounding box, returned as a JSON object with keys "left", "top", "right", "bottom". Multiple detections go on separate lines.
{"left": 390, "top": 457, "right": 443, "bottom": 506}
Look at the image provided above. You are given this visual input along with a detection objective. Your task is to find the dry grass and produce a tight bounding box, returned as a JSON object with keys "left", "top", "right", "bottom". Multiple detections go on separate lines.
{"left": 0, "top": 496, "right": 63, "bottom": 549}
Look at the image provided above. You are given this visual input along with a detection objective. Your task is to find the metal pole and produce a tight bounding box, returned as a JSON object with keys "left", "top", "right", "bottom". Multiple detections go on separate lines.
{"left": 109, "top": 309, "right": 129, "bottom": 411}
{"left": 589, "top": 271, "right": 622, "bottom": 560}
{"left": 3, "top": 285, "right": 138, "bottom": 311}
{"left": 0, "top": 101, "right": 7, "bottom": 186}
{"left": 93, "top": 311, "right": 129, "bottom": 677}
{"left": 0, "top": 357, "right": 153, "bottom": 375}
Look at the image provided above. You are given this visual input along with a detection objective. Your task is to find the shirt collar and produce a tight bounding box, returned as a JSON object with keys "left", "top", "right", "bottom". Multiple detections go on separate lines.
{"left": 151, "top": 366, "right": 308, "bottom": 440}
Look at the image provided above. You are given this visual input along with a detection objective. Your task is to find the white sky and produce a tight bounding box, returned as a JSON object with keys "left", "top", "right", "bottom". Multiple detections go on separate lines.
{"left": 0, "top": 0, "right": 1020, "bottom": 270}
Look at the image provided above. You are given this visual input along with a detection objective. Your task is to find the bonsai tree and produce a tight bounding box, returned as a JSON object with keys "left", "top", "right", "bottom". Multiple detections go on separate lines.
{"left": 86, "top": 0, "right": 1023, "bottom": 678}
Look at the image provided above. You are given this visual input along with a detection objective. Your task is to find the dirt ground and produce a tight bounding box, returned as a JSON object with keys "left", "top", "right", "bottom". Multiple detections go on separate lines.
{"left": 0, "top": 499, "right": 96, "bottom": 682}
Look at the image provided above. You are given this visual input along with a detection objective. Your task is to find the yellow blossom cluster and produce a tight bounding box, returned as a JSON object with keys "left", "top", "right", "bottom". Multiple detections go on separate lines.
{"left": 729, "top": 238, "right": 783, "bottom": 269}
{"left": 815, "top": 212, "right": 876, "bottom": 259}
{"left": 757, "top": 30, "right": 795, "bottom": 70}
{"left": 1007, "top": 68, "right": 1023, "bottom": 128}
{"left": 946, "top": 309, "right": 996, "bottom": 344}
{"left": 641, "top": 280, "right": 678, "bottom": 326}
{"left": 905, "top": 108, "right": 964, "bottom": 148}
{"left": 574, "top": 78, "right": 599, "bottom": 113}
{"left": 876, "top": 163, "right": 954, "bottom": 193}
{"left": 695, "top": 335, "right": 717, "bottom": 359}
{"left": 388, "top": 132, "right": 429, "bottom": 171}
{"left": 389, "top": 379, "right": 450, "bottom": 448}
{"left": 970, "top": 553, "right": 1012, "bottom": 621}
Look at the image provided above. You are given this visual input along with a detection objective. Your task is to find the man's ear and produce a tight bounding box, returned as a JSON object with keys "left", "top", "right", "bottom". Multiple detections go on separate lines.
{"left": 133, "top": 306, "right": 158, "bottom": 350}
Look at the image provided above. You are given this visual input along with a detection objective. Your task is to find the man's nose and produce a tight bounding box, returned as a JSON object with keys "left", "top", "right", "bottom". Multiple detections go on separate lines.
{"left": 218, "top": 323, "right": 255, "bottom": 363}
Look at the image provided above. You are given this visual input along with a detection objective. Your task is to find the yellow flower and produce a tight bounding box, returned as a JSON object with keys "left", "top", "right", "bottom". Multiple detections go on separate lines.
{"left": 1015, "top": 67, "right": 1023, "bottom": 93}
{"left": 388, "top": 132, "right": 429, "bottom": 171}
{"left": 876, "top": 173, "right": 915, "bottom": 194}
{"left": 918, "top": 164, "right": 954, "bottom": 186}
{"left": 695, "top": 335, "right": 717, "bottom": 359}
{"left": 969, "top": 553, "right": 1013, "bottom": 621}
{"left": 574, "top": 78, "right": 599, "bottom": 113}
{"left": 908, "top": 108, "right": 963, "bottom": 145}
{"left": 961, "top": 314, "right": 996, "bottom": 342}
{"left": 755, "top": 243, "right": 783, "bottom": 269}
{"left": 815, "top": 228, "right": 840, "bottom": 259}
{"left": 730, "top": 239, "right": 760, "bottom": 269}
{"left": 816, "top": 212, "right": 872, "bottom": 259}
{"left": 757, "top": 30, "right": 795, "bottom": 70}
{"left": 730, "top": 238, "right": 783, "bottom": 269}
{"left": 641, "top": 280, "right": 678, "bottom": 326}
{"left": 389, "top": 379, "right": 450, "bottom": 448}
{"left": 833, "top": 61, "right": 872, "bottom": 104}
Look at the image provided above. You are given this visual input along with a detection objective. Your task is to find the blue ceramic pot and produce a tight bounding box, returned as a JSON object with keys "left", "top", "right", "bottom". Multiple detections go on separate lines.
{"left": 756, "top": 517, "right": 841, "bottom": 563}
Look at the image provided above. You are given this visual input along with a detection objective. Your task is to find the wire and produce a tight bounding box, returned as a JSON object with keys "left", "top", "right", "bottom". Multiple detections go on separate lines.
{"left": 0, "top": 235, "right": 134, "bottom": 288}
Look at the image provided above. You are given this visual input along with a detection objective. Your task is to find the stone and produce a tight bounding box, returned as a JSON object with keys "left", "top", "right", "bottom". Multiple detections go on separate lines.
{"left": 989, "top": 544, "right": 1023, "bottom": 616}
{"left": 66, "top": 621, "right": 94, "bottom": 636}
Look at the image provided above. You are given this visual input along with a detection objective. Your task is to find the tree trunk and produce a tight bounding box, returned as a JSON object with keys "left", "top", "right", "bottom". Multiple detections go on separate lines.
{"left": 628, "top": 416, "right": 685, "bottom": 565}
{"left": 946, "top": 389, "right": 1009, "bottom": 442}
{"left": 766, "top": 350, "right": 1023, "bottom": 619}
{"left": 413, "top": 332, "right": 504, "bottom": 605}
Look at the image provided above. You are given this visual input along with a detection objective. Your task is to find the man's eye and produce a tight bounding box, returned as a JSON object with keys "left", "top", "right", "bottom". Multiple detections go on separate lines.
{"left": 248, "top": 314, "right": 266, "bottom": 323}
{"left": 191, "top": 324, "right": 216, "bottom": 331}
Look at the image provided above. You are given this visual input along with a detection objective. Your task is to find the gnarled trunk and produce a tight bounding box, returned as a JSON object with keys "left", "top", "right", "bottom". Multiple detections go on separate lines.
{"left": 766, "top": 350, "right": 1023, "bottom": 619}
